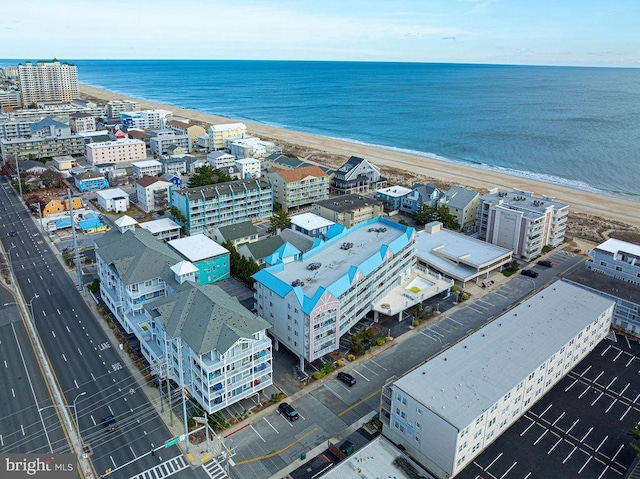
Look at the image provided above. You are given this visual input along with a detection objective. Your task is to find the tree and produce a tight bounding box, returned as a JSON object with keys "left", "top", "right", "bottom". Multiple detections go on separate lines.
{"left": 268, "top": 211, "right": 291, "bottom": 235}
{"left": 436, "top": 205, "right": 459, "bottom": 230}
{"left": 411, "top": 204, "right": 437, "bottom": 225}
{"left": 223, "top": 240, "right": 260, "bottom": 284}
{"left": 169, "top": 206, "right": 187, "bottom": 235}
{"left": 40, "top": 169, "right": 64, "bottom": 189}
{"left": 187, "top": 165, "right": 232, "bottom": 188}
{"left": 628, "top": 423, "right": 640, "bottom": 456}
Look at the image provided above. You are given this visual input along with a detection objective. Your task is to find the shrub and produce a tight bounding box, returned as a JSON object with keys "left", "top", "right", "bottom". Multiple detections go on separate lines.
{"left": 322, "top": 362, "right": 333, "bottom": 374}
{"left": 376, "top": 337, "right": 385, "bottom": 346}
{"left": 451, "top": 285, "right": 458, "bottom": 293}
{"left": 347, "top": 354, "right": 356, "bottom": 361}
{"left": 312, "top": 371, "right": 325, "bottom": 380}
{"left": 413, "top": 319, "right": 419, "bottom": 327}
{"left": 461, "top": 293, "right": 469, "bottom": 301}
{"left": 336, "top": 359, "right": 345, "bottom": 367}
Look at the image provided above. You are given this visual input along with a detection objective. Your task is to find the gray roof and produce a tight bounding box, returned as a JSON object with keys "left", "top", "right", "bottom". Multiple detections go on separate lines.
{"left": 563, "top": 267, "right": 640, "bottom": 304}
{"left": 279, "top": 229, "right": 314, "bottom": 253}
{"left": 265, "top": 153, "right": 305, "bottom": 169}
{"left": 145, "top": 284, "right": 270, "bottom": 355}
{"left": 216, "top": 220, "right": 257, "bottom": 242}
{"left": 29, "top": 115, "right": 69, "bottom": 133}
{"left": 94, "top": 228, "right": 182, "bottom": 285}
{"left": 394, "top": 281, "right": 614, "bottom": 430}
{"left": 444, "top": 186, "right": 479, "bottom": 210}
{"left": 175, "top": 178, "right": 270, "bottom": 201}
{"left": 315, "top": 194, "right": 382, "bottom": 213}
{"left": 244, "top": 236, "right": 284, "bottom": 260}
{"left": 18, "top": 160, "right": 47, "bottom": 171}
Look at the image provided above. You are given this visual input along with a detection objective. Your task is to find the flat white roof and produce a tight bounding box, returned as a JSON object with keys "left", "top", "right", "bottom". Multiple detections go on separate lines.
{"left": 322, "top": 436, "right": 432, "bottom": 479}
{"left": 96, "top": 188, "right": 129, "bottom": 200}
{"left": 131, "top": 159, "right": 162, "bottom": 168}
{"left": 86, "top": 138, "right": 144, "bottom": 148}
{"left": 376, "top": 185, "right": 413, "bottom": 197}
{"left": 138, "top": 218, "right": 180, "bottom": 234}
{"left": 596, "top": 238, "right": 640, "bottom": 258}
{"left": 168, "top": 234, "right": 229, "bottom": 262}
{"left": 394, "top": 281, "right": 614, "bottom": 430}
{"left": 236, "top": 158, "right": 260, "bottom": 165}
{"left": 290, "top": 212, "right": 335, "bottom": 231}
{"left": 210, "top": 122, "right": 246, "bottom": 131}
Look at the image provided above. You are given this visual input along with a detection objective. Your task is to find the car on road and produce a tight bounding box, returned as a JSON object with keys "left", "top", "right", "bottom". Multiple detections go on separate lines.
{"left": 337, "top": 371, "right": 357, "bottom": 386}
{"left": 8, "top": 230, "right": 17, "bottom": 236}
{"left": 278, "top": 402, "right": 299, "bottom": 421}
{"left": 102, "top": 413, "right": 117, "bottom": 431}
{"left": 521, "top": 269, "right": 539, "bottom": 278}
{"left": 538, "top": 260, "right": 553, "bottom": 268}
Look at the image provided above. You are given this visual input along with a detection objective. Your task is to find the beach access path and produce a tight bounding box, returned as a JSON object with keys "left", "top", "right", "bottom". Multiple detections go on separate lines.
{"left": 78, "top": 84, "right": 640, "bottom": 228}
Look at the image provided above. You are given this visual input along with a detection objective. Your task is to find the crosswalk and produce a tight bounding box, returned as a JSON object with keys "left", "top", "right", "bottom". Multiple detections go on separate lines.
{"left": 128, "top": 455, "right": 189, "bottom": 479}
{"left": 202, "top": 457, "right": 229, "bottom": 479}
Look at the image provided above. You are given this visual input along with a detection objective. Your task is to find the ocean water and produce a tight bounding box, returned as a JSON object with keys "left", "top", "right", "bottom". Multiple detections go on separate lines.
{"left": 7, "top": 60, "right": 640, "bottom": 200}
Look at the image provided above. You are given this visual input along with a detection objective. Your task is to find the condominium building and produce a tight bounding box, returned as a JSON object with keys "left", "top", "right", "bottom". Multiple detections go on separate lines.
{"left": 266, "top": 165, "right": 329, "bottom": 212}
{"left": 1, "top": 135, "right": 86, "bottom": 161}
{"left": 586, "top": 238, "right": 640, "bottom": 285}
{"left": 376, "top": 185, "right": 412, "bottom": 212}
{"left": 207, "top": 123, "right": 247, "bottom": 150}
{"left": 0, "top": 119, "right": 34, "bottom": 140}
{"left": 207, "top": 151, "right": 236, "bottom": 169}
{"left": 0, "top": 88, "right": 21, "bottom": 109}
{"left": 477, "top": 189, "right": 569, "bottom": 260}
{"left": 253, "top": 218, "right": 453, "bottom": 369}
{"left": 138, "top": 218, "right": 182, "bottom": 242}
{"left": 149, "top": 132, "right": 192, "bottom": 157}
{"left": 94, "top": 227, "right": 272, "bottom": 413}
{"left": 86, "top": 139, "right": 147, "bottom": 165}
{"left": 18, "top": 60, "right": 78, "bottom": 106}
{"left": 228, "top": 137, "right": 277, "bottom": 159}
{"left": 106, "top": 100, "right": 140, "bottom": 119}
{"left": 381, "top": 281, "right": 614, "bottom": 479}
{"left": 120, "top": 110, "right": 172, "bottom": 130}
{"left": 166, "top": 119, "right": 207, "bottom": 143}
{"left": 235, "top": 158, "right": 261, "bottom": 179}
{"left": 168, "top": 235, "right": 230, "bottom": 285}
{"left": 69, "top": 112, "right": 96, "bottom": 133}
{"left": 313, "top": 194, "right": 384, "bottom": 229}
{"left": 131, "top": 159, "right": 162, "bottom": 179}
{"left": 136, "top": 176, "right": 172, "bottom": 213}
{"left": 170, "top": 179, "right": 273, "bottom": 235}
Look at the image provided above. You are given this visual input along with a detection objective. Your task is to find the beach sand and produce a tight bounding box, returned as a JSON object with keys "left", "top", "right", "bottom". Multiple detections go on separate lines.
{"left": 78, "top": 83, "right": 640, "bottom": 231}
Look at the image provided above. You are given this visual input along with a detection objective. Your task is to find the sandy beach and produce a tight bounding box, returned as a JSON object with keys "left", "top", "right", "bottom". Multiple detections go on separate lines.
{"left": 78, "top": 83, "right": 640, "bottom": 231}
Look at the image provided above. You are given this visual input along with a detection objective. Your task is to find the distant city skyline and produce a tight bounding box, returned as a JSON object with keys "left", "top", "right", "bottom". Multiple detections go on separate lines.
{"left": 1, "top": 0, "right": 639, "bottom": 67}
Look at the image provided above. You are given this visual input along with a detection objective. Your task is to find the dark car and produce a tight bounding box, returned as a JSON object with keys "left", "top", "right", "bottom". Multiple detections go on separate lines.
{"left": 337, "top": 371, "right": 357, "bottom": 387}
{"left": 521, "top": 269, "right": 539, "bottom": 278}
{"left": 8, "top": 230, "right": 17, "bottom": 236}
{"left": 538, "top": 260, "right": 553, "bottom": 268}
{"left": 278, "top": 402, "right": 299, "bottom": 421}
{"left": 102, "top": 413, "right": 117, "bottom": 431}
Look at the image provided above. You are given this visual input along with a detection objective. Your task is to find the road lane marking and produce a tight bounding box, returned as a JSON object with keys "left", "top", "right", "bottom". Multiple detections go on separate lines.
{"left": 619, "top": 383, "right": 630, "bottom": 397}
{"left": 578, "top": 385, "right": 590, "bottom": 399}
{"left": 11, "top": 388, "right": 15, "bottom": 397}
{"left": 565, "top": 379, "right": 578, "bottom": 392}
{"left": 338, "top": 388, "right": 381, "bottom": 417}
{"left": 352, "top": 369, "right": 370, "bottom": 382}
{"left": 520, "top": 420, "right": 535, "bottom": 437}
{"left": 551, "top": 412, "right": 565, "bottom": 427}
{"left": 626, "top": 336, "right": 631, "bottom": 349}
{"left": 612, "top": 444, "right": 625, "bottom": 462}
{"left": 613, "top": 351, "right": 623, "bottom": 361}
{"left": 263, "top": 418, "right": 278, "bottom": 434}
{"left": 581, "top": 365, "right": 593, "bottom": 376}
{"left": 591, "top": 392, "right": 603, "bottom": 406}
{"left": 592, "top": 371, "right": 604, "bottom": 384}
{"left": 74, "top": 379, "right": 79, "bottom": 389}
{"left": 625, "top": 357, "right": 634, "bottom": 368}
{"left": 233, "top": 427, "right": 318, "bottom": 465}
{"left": 77, "top": 347, "right": 82, "bottom": 356}
{"left": 359, "top": 363, "right": 379, "bottom": 376}
{"left": 538, "top": 404, "right": 552, "bottom": 419}
{"left": 91, "top": 415, "right": 96, "bottom": 426}
{"left": 62, "top": 354, "right": 67, "bottom": 362}
{"left": 370, "top": 359, "right": 388, "bottom": 370}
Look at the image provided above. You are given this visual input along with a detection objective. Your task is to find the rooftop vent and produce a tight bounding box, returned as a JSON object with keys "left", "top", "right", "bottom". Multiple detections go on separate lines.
{"left": 307, "top": 262, "right": 321, "bottom": 270}
{"left": 291, "top": 279, "right": 305, "bottom": 287}
{"left": 340, "top": 242, "right": 354, "bottom": 250}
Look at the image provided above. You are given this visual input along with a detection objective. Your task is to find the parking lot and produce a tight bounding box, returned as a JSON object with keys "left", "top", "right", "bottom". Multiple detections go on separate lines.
{"left": 458, "top": 332, "right": 640, "bottom": 479}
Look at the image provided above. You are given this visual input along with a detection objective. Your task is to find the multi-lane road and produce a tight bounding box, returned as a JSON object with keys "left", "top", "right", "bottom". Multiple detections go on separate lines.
{"left": 0, "top": 177, "right": 196, "bottom": 479}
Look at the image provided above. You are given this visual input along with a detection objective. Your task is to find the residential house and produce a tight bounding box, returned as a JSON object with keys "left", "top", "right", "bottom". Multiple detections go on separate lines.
{"left": 96, "top": 188, "right": 130, "bottom": 213}
{"left": 135, "top": 176, "right": 172, "bottom": 213}
{"left": 399, "top": 183, "right": 445, "bottom": 214}
{"left": 149, "top": 131, "right": 192, "bottom": 158}
{"left": 132, "top": 159, "right": 162, "bottom": 179}
{"left": 74, "top": 171, "right": 109, "bottom": 192}
{"left": 376, "top": 185, "right": 413, "bottom": 212}
{"left": 210, "top": 220, "right": 259, "bottom": 248}
{"left": 441, "top": 186, "right": 480, "bottom": 232}
{"left": 138, "top": 218, "right": 182, "bottom": 242}
{"left": 166, "top": 119, "right": 207, "bottom": 143}
{"left": 160, "top": 156, "right": 187, "bottom": 176}
{"left": 235, "top": 158, "right": 261, "bottom": 178}
{"left": 331, "top": 156, "right": 386, "bottom": 194}
{"left": 228, "top": 137, "right": 277, "bottom": 159}
{"left": 289, "top": 212, "right": 335, "bottom": 238}
{"left": 238, "top": 236, "right": 285, "bottom": 267}
{"left": 168, "top": 235, "right": 230, "bottom": 285}
{"left": 207, "top": 151, "right": 236, "bottom": 169}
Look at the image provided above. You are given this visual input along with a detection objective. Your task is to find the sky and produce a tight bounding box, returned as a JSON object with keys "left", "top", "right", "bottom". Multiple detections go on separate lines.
{"left": 1, "top": 0, "right": 639, "bottom": 67}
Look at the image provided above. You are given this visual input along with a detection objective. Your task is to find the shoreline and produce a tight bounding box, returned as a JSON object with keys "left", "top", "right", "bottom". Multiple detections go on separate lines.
{"left": 78, "top": 83, "right": 640, "bottom": 229}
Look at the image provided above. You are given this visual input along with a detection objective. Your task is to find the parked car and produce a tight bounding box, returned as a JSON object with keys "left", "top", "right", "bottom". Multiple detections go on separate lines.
{"left": 8, "top": 230, "right": 17, "bottom": 236}
{"left": 538, "top": 260, "right": 553, "bottom": 268}
{"left": 337, "top": 371, "right": 357, "bottom": 387}
{"left": 278, "top": 402, "right": 299, "bottom": 421}
{"left": 521, "top": 269, "right": 539, "bottom": 278}
{"left": 102, "top": 413, "right": 117, "bottom": 431}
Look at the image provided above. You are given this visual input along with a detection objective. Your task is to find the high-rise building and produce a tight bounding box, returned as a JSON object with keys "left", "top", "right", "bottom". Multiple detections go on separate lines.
{"left": 17, "top": 60, "right": 78, "bottom": 106}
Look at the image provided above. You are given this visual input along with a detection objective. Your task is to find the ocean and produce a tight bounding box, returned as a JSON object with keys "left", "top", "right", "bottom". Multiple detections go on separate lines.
{"left": 7, "top": 60, "right": 640, "bottom": 200}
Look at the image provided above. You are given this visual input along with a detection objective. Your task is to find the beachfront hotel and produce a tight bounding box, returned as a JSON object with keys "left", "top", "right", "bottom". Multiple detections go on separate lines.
{"left": 381, "top": 281, "right": 614, "bottom": 479}
{"left": 170, "top": 178, "right": 273, "bottom": 235}
{"left": 266, "top": 165, "right": 330, "bottom": 212}
{"left": 86, "top": 138, "right": 147, "bottom": 165}
{"left": 17, "top": 60, "right": 78, "bottom": 106}
{"left": 252, "top": 217, "right": 453, "bottom": 370}
{"left": 477, "top": 188, "right": 568, "bottom": 260}
{"left": 95, "top": 227, "right": 273, "bottom": 414}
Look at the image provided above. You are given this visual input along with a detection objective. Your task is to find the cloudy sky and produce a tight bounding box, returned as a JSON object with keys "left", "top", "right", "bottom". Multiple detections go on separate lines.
{"left": 1, "top": 0, "right": 638, "bottom": 67}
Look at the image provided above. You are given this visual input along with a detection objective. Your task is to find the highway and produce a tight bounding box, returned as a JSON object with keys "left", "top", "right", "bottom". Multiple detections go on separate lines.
{"left": 0, "top": 177, "right": 191, "bottom": 479}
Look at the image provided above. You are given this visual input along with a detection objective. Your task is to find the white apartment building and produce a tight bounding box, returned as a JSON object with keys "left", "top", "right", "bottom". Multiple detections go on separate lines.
{"left": 120, "top": 109, "right": 172, "bottom": 130}
{"left": 136, "top": 176, "right": 172, "bottom": 213}
{"left": 86, "top": 139, "right": 147, "bottom": 166}
{"left": 69, "top": 112, "right": 96, "bottom": 133}
{"left": 131, "top": 159, "right": 162, "bottom": 178}
{"left": 106, "top": 100, "right": 140, "bottom": 119}
{"left": 586, "top": 238, "right": 640, "bottom": 285}
{"left": 381, "top": 281, "right": 614, "bottom": 479}
{"left": 18, "top": 60, "right": 78, "bottom": 106}
{"left": 235, "top": 158, "right": 261, "bottom": 178}
{"left": 94, "top": 227, "right": 273, "bottom": 414}
{"left": 207, "top": 123, "right": 247, "bottom": 150}
{"left": 207, "top": 151, "right": 236, "bottom": 169}
{"left": 228, "top": 137, "right": 276, "bottom": 159}
{"left": 477, "top": 189, "right": 569, "bottom": 260}
{"left": 253, "top": 218, "right": 453, "bottom": 369}
{"left": 0, "top": 89, "right": 21, "bottom": 109}
{"left": 96, "top": 188, "right": 130, "bottom": 213}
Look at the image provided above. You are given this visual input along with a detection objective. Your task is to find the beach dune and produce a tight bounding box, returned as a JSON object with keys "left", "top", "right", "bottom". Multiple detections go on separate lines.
{"left": 78, "top": 83, "right": 640, "bottom": 228}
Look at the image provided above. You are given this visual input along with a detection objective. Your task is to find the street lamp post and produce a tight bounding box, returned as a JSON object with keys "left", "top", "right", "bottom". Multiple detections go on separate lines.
{"left": 39, "top": 391, "right": 87, "bottom": 454}
{"left": 7, "top": 244, "right": 16, "bottom": 272}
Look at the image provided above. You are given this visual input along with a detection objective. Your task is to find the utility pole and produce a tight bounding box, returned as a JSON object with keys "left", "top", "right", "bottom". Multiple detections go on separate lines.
{"left": 67, "top": 188, "right": 82, "bottom": 290}
{"left": 177, "top": 339, "right": 189, "bottom": 454}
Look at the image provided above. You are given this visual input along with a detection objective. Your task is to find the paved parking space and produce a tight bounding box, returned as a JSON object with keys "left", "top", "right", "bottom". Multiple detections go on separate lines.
{"left": 457, "top": 334, "right": 640, "bottom": 479}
